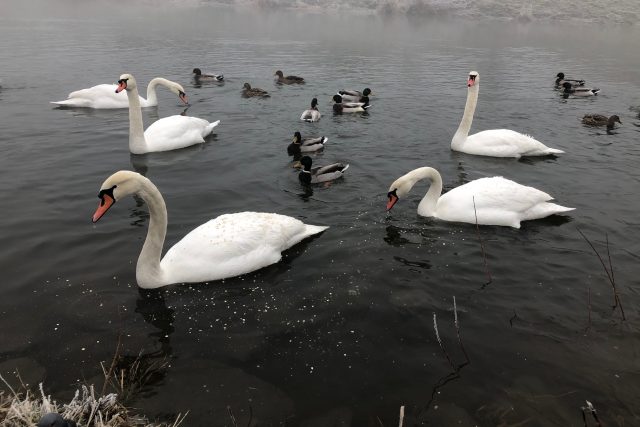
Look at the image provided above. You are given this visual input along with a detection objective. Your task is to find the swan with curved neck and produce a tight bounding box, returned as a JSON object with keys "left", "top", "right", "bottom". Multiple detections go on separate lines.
{"left": 451, "top": 71, "right": 563, "bottom": 158}
{"left": 51, "top": 77, "right": 188, "bottom": 109}
{"left": 386, "top": 167, "right": 574, "bottom": 228}
{"left": 92, "top": 171, "right": 329, "bottom": 288}
{"left": 117, "top": 73, "right": 219, "bottom": 154}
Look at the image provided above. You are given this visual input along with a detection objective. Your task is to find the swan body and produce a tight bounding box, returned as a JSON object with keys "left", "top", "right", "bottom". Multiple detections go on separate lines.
{"left": 92, "top": 171, "right": 328, "bottom": 288}
{"left": 51, "top": 77, "right": 187, "bottom": 109}
{"left": 582, "top": 114, "right": 621, "bottom": 129}
{"left": 386, "top": 167, "right": 574, "bottom": 228}
{"left": 242, "top": 83, "right": 269, "bottom": 98}
{"left": 555, "top": 72, "right": 585, "bottom": 88}
{"left": 193, "top": 68, "right": 224, "bottom": 82}
{"left": 118, "top": 74, "right": 219, "bottom": 154}
{"left": 301, "top": 98, "right": 321, "bottom": 122}
{"left": 562, "top": 82, "right": 600, "bottom": 97}
{"left": 274, "top": 70, "right": 305, "bottom": 84}
{"left": 337, "top": 88, "right": 371, "bottom": 103}
{"left": 452, "top": 71, "right": 563, "bottom": 158}
{"left": 299, "top": 156, "right": 349, "bottom": 185}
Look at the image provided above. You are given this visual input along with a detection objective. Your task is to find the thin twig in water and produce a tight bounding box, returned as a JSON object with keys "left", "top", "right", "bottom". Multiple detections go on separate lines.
{"left": 577, "top": 228, "right": 625, "bottom": 320}
{"left": 586, "top": 287, "right": 592, "bottom": 332}
{"left": 398, "top": 405, "right": 405, "bottom": 427}
{"left": 433, "top": 313, "right": 456, "bottom": 372}
{"left": 227, "top": 406, "right": 238, "bottom": 427}
{"left": 101, "top": 333, "right": 123, "bottom": 396}
{"left": 509, "top": 310, "right": 518, "bottom": 327}
{"left": 453, "top": 297, "right": 470, "bottom": 365}
{"left": 473, "top": 196, "right": 492, "bottom": 288}
{"left": 581, "top": 400, "right": 602, "bottom": 427}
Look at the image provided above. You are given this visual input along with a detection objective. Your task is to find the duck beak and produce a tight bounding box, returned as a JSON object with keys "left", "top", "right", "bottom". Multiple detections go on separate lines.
{"left": 386, "top": 194, "right": 398, "bottom": 211}
{"left": 115, "top": 80, "right": 127, "bottom": 93}
{"left": 93, "top": 194, "right": 115, "bottom": 223}
{"left": 618, "top": 119, "right": 622, "bottom": 124}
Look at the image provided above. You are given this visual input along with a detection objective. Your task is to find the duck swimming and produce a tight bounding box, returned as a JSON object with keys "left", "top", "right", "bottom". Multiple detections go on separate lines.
{"left": 338, "top": 88, "right": 371, "bottom": 103}
{"left": 582, "top": 114, "right": 622, "bottom": 130}
{"left": 299, "top": 156, "right": 349, "bottom": 185}
{"left": 301, "top": 98, "right": 321, "bottom": 122}
{"left": 193, "top": 68, "right": 224, "bottom": 82}
{"left": 242, "top": 83, "right": 269, "bottom": 98}
{"left": 555, "top": 72, "right": 585, "bottom": 88}
{"left": 562, "top": 81, "right": 599, "bottom": 97}
{"left": 274, "top": 70, "right": 305, "bottom": 84}
{"left": 288, "top": 131, "right": 327, "bottom": 156}
{"left": 332, "top": 94, "right": 368, "bottom": 114}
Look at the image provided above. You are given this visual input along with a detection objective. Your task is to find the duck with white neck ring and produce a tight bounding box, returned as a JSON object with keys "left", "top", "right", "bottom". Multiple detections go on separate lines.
{"left": 117, "top": 73, "right": 220, "bottom": 154}
{"left": 451, "top": 71, "right": 563, "bottom": 158}
{"left": 92, "top": 171, "right": 329, "bottom": 288}
{"left": 386, "top": 166, "right": 574, "bottom": 228}
{"left": 299, "top": 156, "right": 349, "bottom": 185}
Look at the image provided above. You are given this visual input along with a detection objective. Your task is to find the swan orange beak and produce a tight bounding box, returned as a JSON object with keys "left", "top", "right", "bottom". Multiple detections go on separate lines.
{"left": 178, "top": 91, "right": 189, "bottom": 105}
{"left": 467, "top": 78, "right": 475, "bottom": 87}
{"left": 386, "top": 194, "right": 398, "bottom": 211}
{"left": 93, "top": 194, "right": 115, "bottom": 223}
{"left": 115, "top": 80, "right": 127, "bottom": 93}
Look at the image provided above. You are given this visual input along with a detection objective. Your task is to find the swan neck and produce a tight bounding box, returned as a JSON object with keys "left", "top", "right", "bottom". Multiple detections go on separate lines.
{"left": 412, "top": 167, "right": 442, "bottom": 217}
{"left": 126, "top": 86, "right": 148, "bottom": 154}
{"left": 452, "top": 84, "right": 479, "bottom": 149}
{"left": 145, "top": 79, "right": 160, "bottom": 106}
{"left": 136, "top": 177, "right": 168, "bottom": 288}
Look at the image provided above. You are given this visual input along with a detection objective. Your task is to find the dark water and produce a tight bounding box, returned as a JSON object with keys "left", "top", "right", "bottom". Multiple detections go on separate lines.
{"left": 1, "top": 5, "right": 640, "bottom": 426}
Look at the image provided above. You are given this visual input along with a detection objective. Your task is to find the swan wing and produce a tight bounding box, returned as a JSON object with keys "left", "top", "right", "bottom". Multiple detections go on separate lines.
{"left": 143, "top": 115, "right": 217, "bottom": 152}
{"left": 464, "top": 129, "right": 563, "bottom": 158}
{"left": 437, "top": 177, "right": 561, "bottom": 227}
{"left": 51, "top": 84, "right": 147, "bottom": 108}
{"left": 161, "top": 212, "right": 328, "bottom": 283}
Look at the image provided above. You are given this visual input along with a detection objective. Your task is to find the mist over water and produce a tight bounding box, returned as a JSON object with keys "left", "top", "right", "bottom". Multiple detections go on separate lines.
{"left": 1, "top": 0, "right": 640, "bottom": 426}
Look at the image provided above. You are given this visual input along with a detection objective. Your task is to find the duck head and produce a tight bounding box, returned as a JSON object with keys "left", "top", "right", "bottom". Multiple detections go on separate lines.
{"left": 556, "top": 72, "right": 565, "bottom": 79}
{"left": 243, "top": 83, "right": 252, "bottom": 90}
{"left": 332, "top": 94, "right": 343, "bottom": 103}
{"left": 293, "top": 131, "right": 302, "bottom": 144}
{"left": 192, "top": 68, "right": 202, "bottom": 76}
{"left": 310, "top": 98, "right": 318, "bottom": 109}
{"left": 275, "top": 70, "right": 284, "bottom": 78}
{"left": 607, "top": 115, "right": 622, "bottom": 129}
{"left": 363, "top": 88, "right": 372, "bottom": 96}
{"left": 300, "top": 155, "right": 313, "bottom": 171}
{"left": 562, "top": 82, "right": 572, "bottom": 92}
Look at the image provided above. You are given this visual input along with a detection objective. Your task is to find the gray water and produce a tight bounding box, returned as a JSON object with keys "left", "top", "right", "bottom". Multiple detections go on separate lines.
{"left": 1, "top": 3, "right": 640, "bottom": 426}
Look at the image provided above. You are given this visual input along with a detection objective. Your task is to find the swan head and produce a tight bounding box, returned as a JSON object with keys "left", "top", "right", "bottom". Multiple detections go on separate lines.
{"left": 115, "top": 73, "right": 136, "bottom": 93}
{"left": 293, "top": 131, "right": 302, "bottom": 144}
{"left": 170, "top": 81, "right": 189, "bottom": 105}
{"left": 468, "top": 71, "right": 479, "bottom": 88}
{"left": 92, "top": 171, "right": 144, "bottom": 223}
{"left": 332, "top": 94, "right": 342, "bottom": 103}
{"left": 386, "top": 175, "right": 413, "bottom": 211}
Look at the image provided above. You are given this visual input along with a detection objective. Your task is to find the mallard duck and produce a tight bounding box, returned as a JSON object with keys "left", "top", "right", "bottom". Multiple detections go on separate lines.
{"left": 337, "top": 88, "right": 371, "bottom": 103}
{"left": 274, "top": 70, "right": 305, "bottom": 84}
{"left": 242, "top": 83, "right": 269, "bottom": 98}
{"left": 299, "top": 156, "right": 349, "bottom": 185}
{"left": 193, "top": 68, "right": 224, "bottom": 82}
{"left": 562, "top": 81, "right": 599, "bottom": 97}
{"left": 332, "top": 94, "right": 369, "bottom": 114}
{"left": 555, "top": 72, "right": 585, "bottom": 88}
{"left": 290, "top": 131, "right": 327, "bottom": 154}
{"left": 582, "top": 114, "right": 622, "bottom": 129}
{"left": 301, "top": 98, "right": 321, "bottom": 122}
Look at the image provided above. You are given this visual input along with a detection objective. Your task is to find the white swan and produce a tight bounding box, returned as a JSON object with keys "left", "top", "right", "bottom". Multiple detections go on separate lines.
{"left": 451, "top": 71, "right": 563, "bottom": 158}
{"left": 51, "top": 77, "right": 188, "bottom": 109}
{"left": 386, "top": 167, "right": 574, "bottom": 228}
{"left": 92, "top": 171, "right": 329, "bottom": 288}
{"left": 117, "top": 74, "right": 219, "bottom": 154}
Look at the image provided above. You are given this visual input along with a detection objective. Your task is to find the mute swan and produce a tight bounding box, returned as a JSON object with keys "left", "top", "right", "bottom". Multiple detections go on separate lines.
{"left": 118, "top": 74, "right": 219, "bottom": 154}
{"left": 51, "top": 77, "right": 188, "bottom": 109}
{"left": 555, "top": 72, "right": 585, "bottom": 88}
{"left": 562, "top": 82, "right": 600, "bottom": 97}
{"left": 92, "top": 171, "right": 328, "bottom": 288}
{"left": 451, "top": 71, "right": 563, "bottom": 158}
{"left": 193, "top": 68, "right": 224, "bottom": 82}
{"left": 301, "top": 98, "right": 321, "bottom": 122}
{"left": 299, "top": 156, "right": 349, "bottom": 185}
{"left": 242, "top": 83, "right": 269, "bottom": 98}
{"left": 582, "top": 114, "right": 622, "bottom": 130}
{"left": 337, "top": 88, "right": 371, "bottom": 103}
{"left": 332, "top": 95, "right": 369, "bottom": 114}
{"left": 386, "top": 167, "right": 574, "bottom": 228}
{"left": 274, "top": 70, "right": 305, "bottom": 84}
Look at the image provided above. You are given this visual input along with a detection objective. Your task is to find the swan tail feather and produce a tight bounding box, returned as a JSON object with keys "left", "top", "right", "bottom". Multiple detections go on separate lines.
{"left": 205, "top": 120, "right": 220, "bottom": 134}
